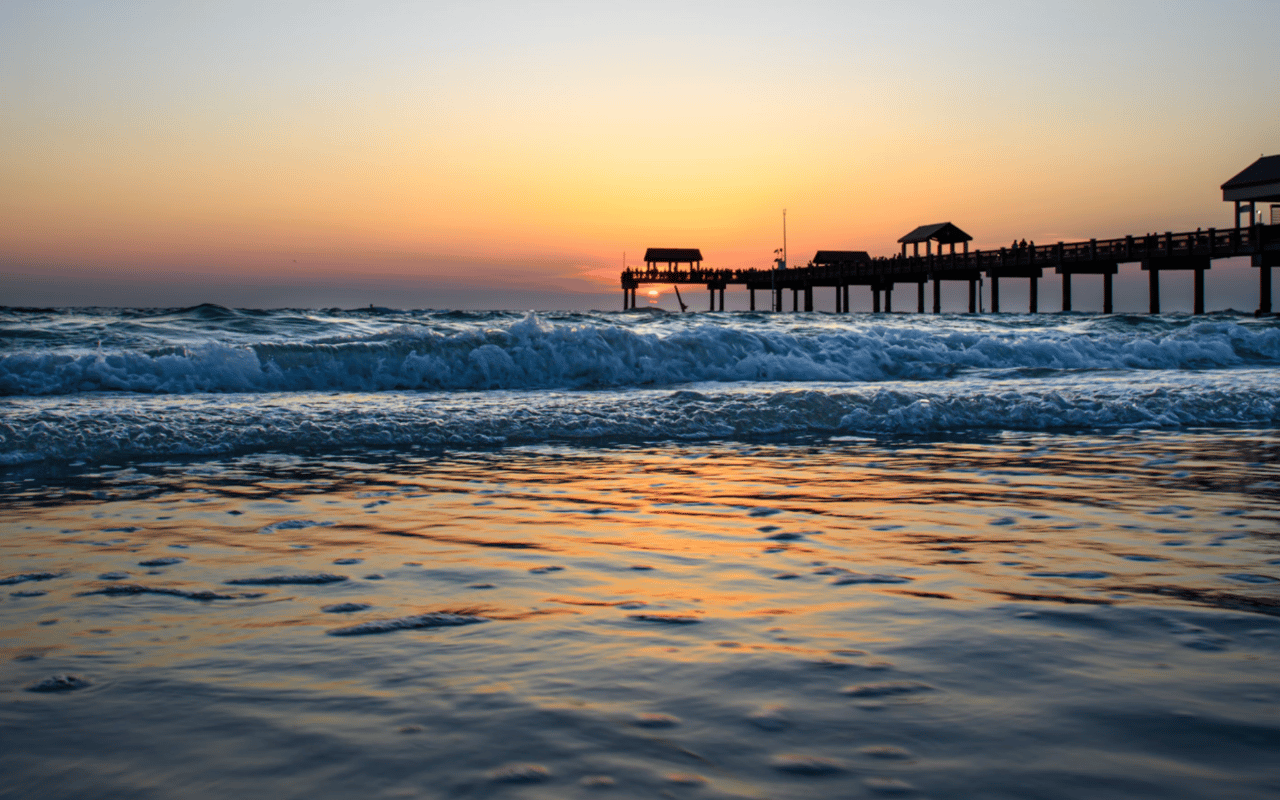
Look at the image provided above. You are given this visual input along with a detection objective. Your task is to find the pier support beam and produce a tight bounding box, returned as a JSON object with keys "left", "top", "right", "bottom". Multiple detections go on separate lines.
{"left": 1104, "top": 273, "right": 1113, "bottom": 314}
{"left": 792, "top": 288, "right": 799, "bottom": 312}
{"left": 1261, "top": 262, "right": 1273, "bottom": 316}
{"left": 843, "top": 284, "right": 850, "bottom": 313}
{"left": 835, "top": 285, "right": 842, "bottom": 313}
{"left": 990, "top": 276, "right": 1000, "bottom": 313}
{"left": 750, "top": 288, "right": 755, "bottom": 311}
{"left": 917, "top": 281, "right": 926, "bottom": 313}
{"left": 1029, "top": 276, "right": 1038, "bottom": 314}
{"left": 933, "top": 279, "right": 942, "bottom": 314}
{"left": 1254, "top": 253, "right": 1277, "bottom": 315}
{"left": 709, "top": 287, "right": 715, "bottom": 311}
{"left": 968, "top": 279, "right": 977, "bottom": 313}
{"left": 872, "top": 287, "right": 881, "bottom": 313}
{"left": 884, "top": 284, "right": 893, "bottom": 313}
{"left": 1144, "top": 256, "right": 1209, "bottom": 314}
{"left": 804, "top": 285, "right": 813, "bottom": 312}
{"left": 1062, "top": 273, "right": 1072, "bottom": 312}
{"left": 775, "top": 287, "right": 783, "bottom": 312}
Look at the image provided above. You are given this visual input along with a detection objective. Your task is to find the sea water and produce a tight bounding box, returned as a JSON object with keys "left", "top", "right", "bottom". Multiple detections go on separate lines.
{"left": 1, "top": 306, "right": 1278, "bottom": 799}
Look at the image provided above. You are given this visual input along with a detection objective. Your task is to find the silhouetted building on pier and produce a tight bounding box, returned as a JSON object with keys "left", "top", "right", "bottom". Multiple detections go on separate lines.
{"left": 1223, "top": 154, "right": 1280, "bottom": 228}
{"left": 898, "top": 222, "right": 972, "bottom": 257}
{"left": 643, "top": 249, "right": 702, "bottom": 269}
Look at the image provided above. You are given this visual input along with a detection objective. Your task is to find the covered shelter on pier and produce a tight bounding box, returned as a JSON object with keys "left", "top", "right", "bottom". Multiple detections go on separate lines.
{"left": 643, "top": 248, "right": 702, "bottom": 269}
{"left": 1222, "top": 154, "right": 1280, "bottom": 228}
{"left": 898, "top": 222, "right": 972, "bottom": 257}
{"left": 811, "top": 250, "right": 872, "bottom": 269}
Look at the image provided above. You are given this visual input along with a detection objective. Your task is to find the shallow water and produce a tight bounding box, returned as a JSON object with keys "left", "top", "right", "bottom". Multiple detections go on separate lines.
{"left": 3, "top": 431, "right": 1279, "bottom": 799}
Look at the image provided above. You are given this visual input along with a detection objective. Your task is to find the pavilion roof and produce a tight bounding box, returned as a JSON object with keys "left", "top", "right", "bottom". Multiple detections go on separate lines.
{"left": 897, "top": 222, "right": 972, "bottom": 244}
{"left": 1222, "top": 155, "right": 1280, "bottom": 202}
{"left": 644, "top": 248, "right": 702, "bottom": 263}
{"left": 811, "top": 250, "right": 871, "bottom": 265}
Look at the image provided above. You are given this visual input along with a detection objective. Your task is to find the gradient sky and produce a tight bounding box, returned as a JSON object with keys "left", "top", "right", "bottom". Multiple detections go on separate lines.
{"left": 2, "top": 0, "right": 1278, "bottom": 309}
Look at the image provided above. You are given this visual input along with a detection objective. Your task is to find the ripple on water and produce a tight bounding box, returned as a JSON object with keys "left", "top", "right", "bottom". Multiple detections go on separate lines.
{"left": 770, "top": 753, "right": 845, "bottom": 775}
{"left": 863, "top": 776, "right": 917, "bottom": 794}
{"left": 631, "top": 712, "right": 680, "bottom": 728}
{"left": 0, "top": 572, "right": 61, "bottom": 586}
{"left": 747, "top": 705, "right": 790, "bottom": 731}
{"left": 841, "top": 681, "right": 935, "bottom": 698}
{"left": 27, "top": 674, "right": 91, "bottom": 692}
{"left": 80, "top": 585, "right": 237, "bottom": 600}
{"left": 860, "top": 745, "right": 914, "bottom": 760}
{"left": 489, "top": 763, "right": 551, "bottom": 783}
{"left": 321, "top": 602, "right": 371, "bottom": 613}
{"left": 830, "top": 572, "right": 913, "bottom": 585}
{"left": 326, "top": 611, "right": 488, "bottom": 636}
{"left": 224, "top": 573, "right": 348, "bottom": 585}
{"left": 258, "top": 520, "right": 332, "bottom": 534}
{"left": 1224, "top": 573, "right": 1278, "bottom": 584}
{"left": 137, "top": 557, "right": 184, "bottom": 567}
{"left": 627, "top": 613, "right": 702, "bottom": 624}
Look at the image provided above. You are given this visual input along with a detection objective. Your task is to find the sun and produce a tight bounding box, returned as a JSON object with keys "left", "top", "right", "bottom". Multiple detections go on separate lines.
{"left": 648, "top": 290, "right": 659, "bottom": 298}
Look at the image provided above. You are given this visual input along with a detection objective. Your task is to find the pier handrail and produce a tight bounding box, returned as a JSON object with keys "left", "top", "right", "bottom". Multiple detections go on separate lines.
{"left": 622, "top": 224, "right": 1276, "bottom": 289}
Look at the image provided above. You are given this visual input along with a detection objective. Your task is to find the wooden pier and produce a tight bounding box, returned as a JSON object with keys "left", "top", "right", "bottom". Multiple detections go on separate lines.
{"left": 622, "top": 156, "right": 1280, "bottom": 315}
{"left": 623, "top": 224, "right": 1280, "bottom": 315}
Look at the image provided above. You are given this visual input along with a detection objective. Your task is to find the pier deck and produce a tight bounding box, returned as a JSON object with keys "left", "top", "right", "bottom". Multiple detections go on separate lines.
{"left": 621, "top": 223, "right": 1280, "bottom": 314}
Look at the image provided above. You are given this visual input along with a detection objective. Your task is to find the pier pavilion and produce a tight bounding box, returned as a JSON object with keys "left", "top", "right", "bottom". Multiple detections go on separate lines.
{"left": 624, "top": 248, "right": 704, "bottom": 309}
{"left": 1222, "top": 154, "right": 1280, "bottom": 314}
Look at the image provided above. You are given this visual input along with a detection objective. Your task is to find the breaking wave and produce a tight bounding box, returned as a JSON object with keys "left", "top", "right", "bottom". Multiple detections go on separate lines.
{"left": 3, "top": 311, "right": 1279, "bottom": 396}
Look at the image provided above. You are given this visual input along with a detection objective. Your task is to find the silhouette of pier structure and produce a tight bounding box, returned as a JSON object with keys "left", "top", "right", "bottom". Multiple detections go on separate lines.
{"left": 620, "top": 155, "right": 1280, "bottom": 315}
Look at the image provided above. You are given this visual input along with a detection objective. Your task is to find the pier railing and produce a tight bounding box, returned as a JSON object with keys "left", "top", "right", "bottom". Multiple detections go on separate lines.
{"left": 624, "top": 224, "right": 1274, "bottom": 286}
{"left": 620, "top": 223, "right": 1278, "bottom": 314}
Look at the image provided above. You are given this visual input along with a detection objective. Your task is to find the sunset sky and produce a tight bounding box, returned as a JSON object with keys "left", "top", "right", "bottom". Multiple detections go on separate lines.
{"left": 3, "top": 1, "right": 1278, "bottom": 310}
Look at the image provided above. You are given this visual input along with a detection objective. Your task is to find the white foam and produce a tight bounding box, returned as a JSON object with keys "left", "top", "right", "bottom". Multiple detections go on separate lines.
{"left": 5, "top": 313, "right": 1280, "bottom": 463}
{"left": 5, "top": 312, "right": 1280, "bottom": 396}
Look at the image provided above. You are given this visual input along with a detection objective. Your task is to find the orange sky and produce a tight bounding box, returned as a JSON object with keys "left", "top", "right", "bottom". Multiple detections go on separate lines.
{"left": 2, "top": 1, "right": 1277, "bottom": 308}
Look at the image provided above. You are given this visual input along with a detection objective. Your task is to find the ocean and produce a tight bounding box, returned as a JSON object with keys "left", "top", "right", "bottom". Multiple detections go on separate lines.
{"left": 2, "top": 305, "right": 1278, "bottom": 799}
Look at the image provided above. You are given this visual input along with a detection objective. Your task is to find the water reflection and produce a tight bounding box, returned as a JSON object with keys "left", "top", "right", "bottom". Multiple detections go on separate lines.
{"left": 2, "top": 430, "right": 1278, "bottom": 798}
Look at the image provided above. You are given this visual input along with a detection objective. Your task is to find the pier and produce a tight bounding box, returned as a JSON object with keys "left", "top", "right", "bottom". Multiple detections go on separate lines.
{"left": 621, "top": 155, "right": 1280, "bottom": 315}
{"left": 623, "top": 224, "right": 1279, "bottom": 315}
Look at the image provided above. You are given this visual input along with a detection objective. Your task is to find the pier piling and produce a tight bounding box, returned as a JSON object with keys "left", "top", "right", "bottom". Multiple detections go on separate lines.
{"left": 1259, "top": 256, "right": 1274, "bottom": 315}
